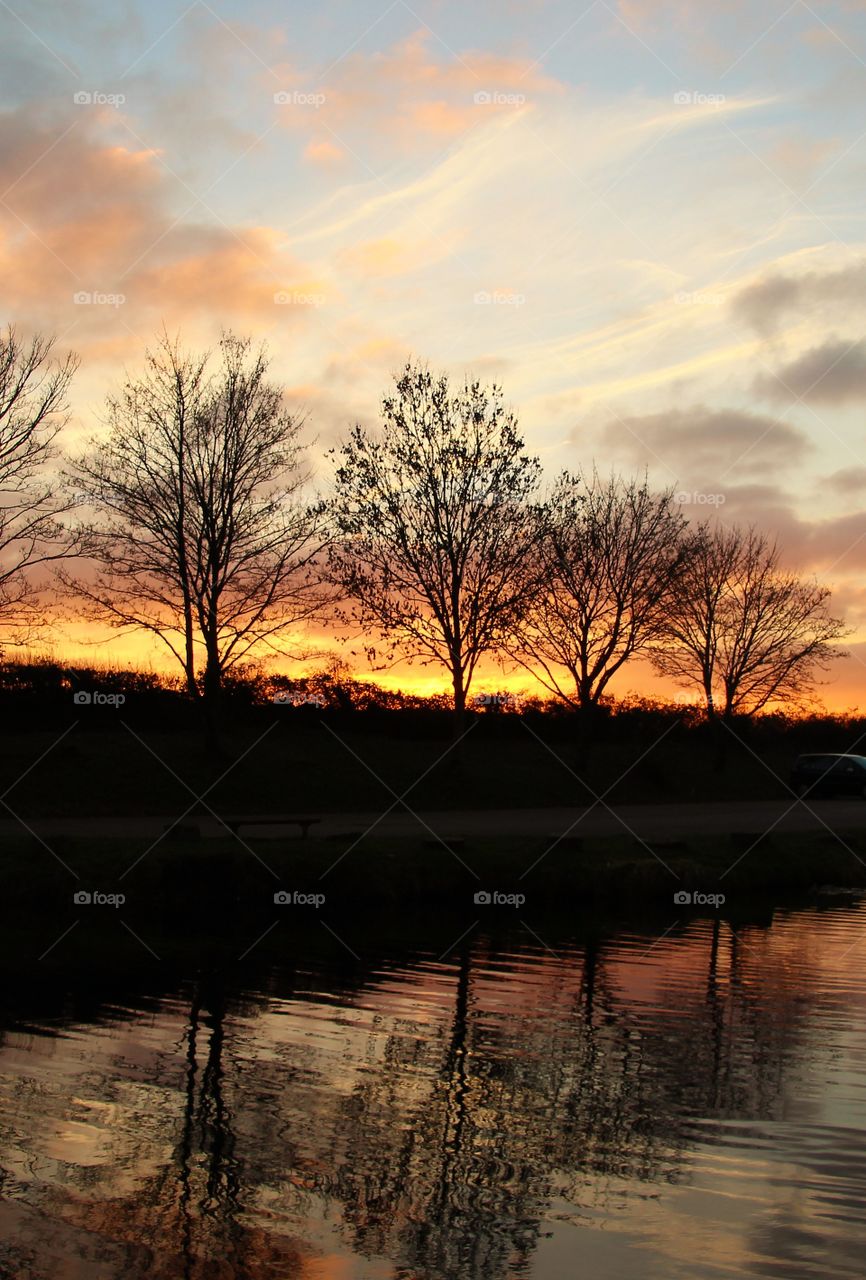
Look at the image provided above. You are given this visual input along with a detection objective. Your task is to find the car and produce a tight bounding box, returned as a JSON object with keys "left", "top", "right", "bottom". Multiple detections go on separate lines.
{"left": 790, "top": 753, "right": 866, "bottom": 798}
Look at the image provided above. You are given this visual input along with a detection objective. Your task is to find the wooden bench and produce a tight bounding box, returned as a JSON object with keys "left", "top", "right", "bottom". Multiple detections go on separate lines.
{"left": 165, "top": 815, "right": 321, "bottom": 840}
{"left": 224, "top": 815, "right": 321, "bottom": 839}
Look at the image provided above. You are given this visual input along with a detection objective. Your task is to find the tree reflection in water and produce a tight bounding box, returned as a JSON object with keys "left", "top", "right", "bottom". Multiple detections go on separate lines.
{"left": 0, "top": 905, "right": 864, "bottom": 1279}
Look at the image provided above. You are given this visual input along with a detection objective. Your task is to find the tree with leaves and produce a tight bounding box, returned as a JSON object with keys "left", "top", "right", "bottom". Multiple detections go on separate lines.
{"left": 0, "top": 325, "right": 79, "bottom": 645}
{"left": 652, "top": 522, "right": 846, "bottom": 718}
{"left": 327, "top": 362, "right": 544, "bottom": 735}
{"left": 509, "top": 470, "right": 686, "bottom": 711}
{"left": 66, "top": 331, "right": 326, "bottom": 704}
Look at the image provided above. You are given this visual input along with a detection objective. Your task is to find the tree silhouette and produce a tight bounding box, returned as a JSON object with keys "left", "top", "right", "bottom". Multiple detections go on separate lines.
{"left": 509, "top": 470, "right": 685, "bottom": 713}
{"left": 66, "top": 331, "right": 327, "bottom": 707}
{"left": 327, "top": 361, "right": 543, "bottom": 735}
{"left": 0, "top": 325, "right": 79, "bottom": 645}
{"left": 652, "top": 522, "right": 846, "bottom": 717}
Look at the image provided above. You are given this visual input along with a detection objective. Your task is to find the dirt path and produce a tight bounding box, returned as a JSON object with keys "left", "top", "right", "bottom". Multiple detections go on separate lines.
{"left": 2, "top": 799, "right": 865, "bottom": 842}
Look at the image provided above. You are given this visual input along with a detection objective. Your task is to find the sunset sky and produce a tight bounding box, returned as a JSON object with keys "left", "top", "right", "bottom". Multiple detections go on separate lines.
{"left": 4, "top": 0, "right": 866, "bottom": 705}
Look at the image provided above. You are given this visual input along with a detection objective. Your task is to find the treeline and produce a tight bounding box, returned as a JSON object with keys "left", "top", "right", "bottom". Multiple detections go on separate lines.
{"left": 0, "top": 324, "right": 848, "bottom": 732}
{"left": 2, "top": 654, "right": 862, "bottom": 751}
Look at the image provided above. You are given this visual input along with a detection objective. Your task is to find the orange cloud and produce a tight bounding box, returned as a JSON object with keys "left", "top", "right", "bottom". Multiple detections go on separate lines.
{"left": 304, "top": 139, "right": 345, "bottom": 166}
{"left": 273, "top": 30, "right": 563, "bottom": 157}
{"left": 0, "top": 107, "right": 326, "bottom": 352}
{"left": 132, "top": 226, "right": 322, "bottom": 320}
{"left": 338, "top": 237, "right": 420, "bottom": 279}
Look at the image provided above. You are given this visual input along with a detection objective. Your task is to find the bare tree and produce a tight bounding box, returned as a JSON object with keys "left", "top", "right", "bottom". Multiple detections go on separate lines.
{"left": 0, "top": 325, "right": 79, "bottom": 644}
{"left": 652, "top": 522, "right": 847, "bottom": 717}
{"left": 65, "top": 331, "right": 327, "bottom": 702}
{"left": 508, "top": 470, "right": 686, "bottom": 711}
{"left": 327, "top": 362, "right": 543, "bottom": 735}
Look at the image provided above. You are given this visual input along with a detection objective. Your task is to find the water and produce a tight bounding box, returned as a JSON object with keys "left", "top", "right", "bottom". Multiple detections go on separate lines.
{"left": 2, "top": 902, "right": 866, "bottom": 1278}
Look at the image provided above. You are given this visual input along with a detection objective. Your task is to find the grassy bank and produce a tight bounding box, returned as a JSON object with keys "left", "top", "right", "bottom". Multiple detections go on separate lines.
{"left": 3, "top": 828, "right": 864, "bottom": 918}
{"left": 0, "top": 717, "right": 847, "bottom": 818}
{"left": 2, "top": 830, "right": 863, "bottom": 986}
{"left": 4, "top": 656, "right": 866, "bottom": 815}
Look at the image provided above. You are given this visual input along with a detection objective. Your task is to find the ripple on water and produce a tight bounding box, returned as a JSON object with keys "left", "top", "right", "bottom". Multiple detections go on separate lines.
{"left": 1, "top": 901, "right": 865, "bottom": 1279}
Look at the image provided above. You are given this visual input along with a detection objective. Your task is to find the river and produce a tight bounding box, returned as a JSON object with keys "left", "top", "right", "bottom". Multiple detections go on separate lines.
{"left": 1, "top": 900, "right": 865, "bottom": 1278}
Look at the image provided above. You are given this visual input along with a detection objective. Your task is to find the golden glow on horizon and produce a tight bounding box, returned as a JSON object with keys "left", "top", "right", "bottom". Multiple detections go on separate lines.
{"left": 23, "top": 621, "right": 861, "bottom": 713}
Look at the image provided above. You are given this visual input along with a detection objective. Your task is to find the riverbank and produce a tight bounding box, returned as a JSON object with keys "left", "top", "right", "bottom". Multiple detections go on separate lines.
{"left": 2, "top": 829, "right": 864, "bottom": 978}
{"left": 0, "top": 715, "right": 852, "bottom": 819}
{"left": 3, "top": 828, "right": 865, "bottom": 916}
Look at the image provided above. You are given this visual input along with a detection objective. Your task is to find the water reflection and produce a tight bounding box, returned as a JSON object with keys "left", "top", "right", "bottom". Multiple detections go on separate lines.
{"left": 1, "top": 903, "right": 866, "bottom": 1278}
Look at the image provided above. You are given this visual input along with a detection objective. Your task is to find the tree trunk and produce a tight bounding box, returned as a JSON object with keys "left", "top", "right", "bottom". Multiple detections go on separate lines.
{"left": 710, "top": 709, "right": 728, "bottom": 774}
{"left": 577, "top": 695, "right": 598, "bottom": 735}
{"left": 183, "top": 597, "right": 197, "bottom": 699}
{"left": 201, "top": 632, "right": 224, "bottom": 763}
{"left": 203, "top": 647, "right": 221, "bottom": 704}
{"left": 451, "top": 665, "right": 466, "bottom": 742}
{"left": 704, "top": 678, "right": 716, "bottom": 720}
